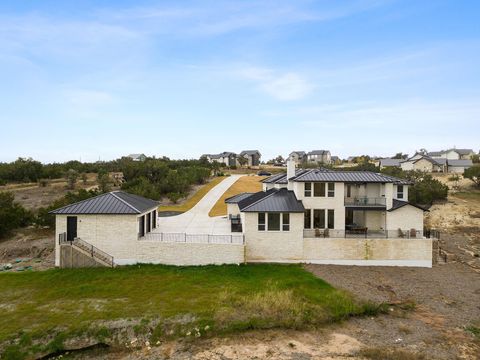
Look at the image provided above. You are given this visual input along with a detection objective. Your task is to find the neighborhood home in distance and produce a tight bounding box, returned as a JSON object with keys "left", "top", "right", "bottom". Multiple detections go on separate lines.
{"left": 428, "top": 148, "right": 476, "bottom": 160}
{"left": 290, "top": 150, "right": 336, "bottom": 165}
{"left": 126, "top": 153, "right": 147, "bottom": 162}
{"left": 202, "top": 150, "right": 261, "bottom": 167}
{"left": 399, "top": 153, "right": 473, "bottom": 174}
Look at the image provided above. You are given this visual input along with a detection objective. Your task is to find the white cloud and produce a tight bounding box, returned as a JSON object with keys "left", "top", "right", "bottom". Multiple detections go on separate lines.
{"left": 239, "top": 66, "right": 314, "bottom": 101}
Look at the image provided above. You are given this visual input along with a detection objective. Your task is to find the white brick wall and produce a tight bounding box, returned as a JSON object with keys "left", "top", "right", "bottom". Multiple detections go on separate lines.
{"left": 136, "top": 242, "right": 244, "bottom": 265}
{"left": 386, "top": 205, "right": 424, "bottom": 232}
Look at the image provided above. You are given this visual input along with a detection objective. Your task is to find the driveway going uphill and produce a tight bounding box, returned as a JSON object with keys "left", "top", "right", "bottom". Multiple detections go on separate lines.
{"left": 157, "top": 175, "right": 242, "bottom": 235}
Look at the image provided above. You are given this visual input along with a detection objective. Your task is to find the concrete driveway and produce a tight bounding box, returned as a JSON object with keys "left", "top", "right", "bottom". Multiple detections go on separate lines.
{"left": 156, "top": 175, "right": 242, "bottom": 235}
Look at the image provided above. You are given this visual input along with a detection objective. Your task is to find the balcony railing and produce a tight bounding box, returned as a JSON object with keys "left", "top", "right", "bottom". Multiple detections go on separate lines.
{"left": 140, "top": 232, "right": 245, "bottom": 245}
{"left": 344, "top": 197, "right": 386, "bottom": 206}
{"left": 303, "top": 228, "right": 440, "bottom": 239}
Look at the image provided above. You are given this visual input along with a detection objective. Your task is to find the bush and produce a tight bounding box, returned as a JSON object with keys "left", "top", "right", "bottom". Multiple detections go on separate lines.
{"left": 38, "top": 179, "right": 49, "bottom": 187}
{"left": 167, "top": 192, "right": 183, "bottom": 203}
{"left": 464, "top": 166, "right": 480, "bottom": 188}
{"left": 407, "top": 172, "right": 448, "bottom": 204}
{"left": 0, "top": 192, "right": 33, "bottom": 238}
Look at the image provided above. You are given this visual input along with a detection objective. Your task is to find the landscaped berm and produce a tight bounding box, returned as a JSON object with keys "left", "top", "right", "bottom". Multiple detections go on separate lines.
{"left": 0, "top": 264, "right": 383, "bottom": 359}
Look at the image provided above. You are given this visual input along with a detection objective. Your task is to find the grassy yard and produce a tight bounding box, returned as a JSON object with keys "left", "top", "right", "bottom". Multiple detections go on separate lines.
{"left": 208, "top": 175, "right": 265, "bottom": 217}
{"left": 159, "top": 176, "right": 226, "bottom": 213}
{"left": 0, "top": 264, "right": 380, "bottom": 358}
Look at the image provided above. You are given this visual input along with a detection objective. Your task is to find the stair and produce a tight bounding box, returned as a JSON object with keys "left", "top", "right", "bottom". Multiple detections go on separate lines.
{"left": 59, "top": 234, "right": 115, "bottom": 268}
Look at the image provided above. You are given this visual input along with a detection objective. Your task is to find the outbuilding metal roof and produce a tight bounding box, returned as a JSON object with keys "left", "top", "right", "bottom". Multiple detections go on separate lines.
{"left": 238, "top": 188, "right": 304, "bottom": 213}
{"left": 49, "top": 191, "right": 159, "bottom": 215}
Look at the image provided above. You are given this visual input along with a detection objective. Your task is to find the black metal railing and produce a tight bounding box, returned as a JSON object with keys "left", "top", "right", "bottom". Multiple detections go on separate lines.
{"left": 344, "top": 197, "right": 386, "bottom": 206}
{"left": 139, "top": 232, "right": 245, "bottom": 244}
{"left": 58, "top": 232, "right": 114, "bottom": 267}
{"left": 303, "top": 228, "right": 440, "bottom": 239}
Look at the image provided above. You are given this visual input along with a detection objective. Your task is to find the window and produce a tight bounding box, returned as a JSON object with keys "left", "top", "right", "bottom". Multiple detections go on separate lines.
{"left": 346, "top": 184, "right": 351, "bottom": 198}
{"left": 314, "top": 183, "right": 325, "bottom": 197}
{"left": 152, "top": 210, "right": 157, "bottom": 228}
{"left": 268, "top": 213, "right": 281, "bottom": 231}
{"left": 397, "top": 185, "right": 404, "bottom": 199}
{"left": 146, "top": 212, "right": 151, "bottom": 233}
{"left": 304, "top": 209, "right": 311, "bottom": 229}
{"left": 282, "top": 213, "right": 290, "bottom": 231}
{"left": 304, "top": 183, "right": 312, "bottom": 197}
{"left": 327, "top": 209, "right": 334, "bottom": 229}
{"left": 313, "top": 209, "right": 325, "bottom": 228}
{"left": 258, "top": 213, "right": 266, "bottom": 231}
{"left": 328, "top": 183, "right": 335, "bottom": 197}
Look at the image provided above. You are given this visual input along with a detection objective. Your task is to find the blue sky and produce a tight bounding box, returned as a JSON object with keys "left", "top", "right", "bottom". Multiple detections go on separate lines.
{"left": 0, "top": 0, "right": 479, "bottom": 163}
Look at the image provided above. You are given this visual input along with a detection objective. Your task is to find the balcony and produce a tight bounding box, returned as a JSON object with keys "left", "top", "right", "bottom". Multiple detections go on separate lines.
{"left": 344, "top": 197, "right": 386, "bottom": 208}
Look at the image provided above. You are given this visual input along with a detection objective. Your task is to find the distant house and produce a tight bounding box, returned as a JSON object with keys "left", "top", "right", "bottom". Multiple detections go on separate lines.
{"left": 289, "top": 151, "right": 307, "bottom": 166}
{"left": 203, "top": 152, "right": 238, "bottom": 167}
{"left": 379, "top": 158, "right": 402, "bottom": 169}
{"left": 400, "top": 153, "right": 446, "bottom": 173}
{"left": 307, "top": 150, "right": 331, "bottom": 164}
{"left": 240, "top": 150, "right": 261, "bottom": 167}
{"left": 428, "top": 148, "right": 475, "bottom": 160}
{"left": 330, "top": 156, "right": 340, "bottom": 165}
{"left": 127, "top": 154, "right": 147, "bottom": 162}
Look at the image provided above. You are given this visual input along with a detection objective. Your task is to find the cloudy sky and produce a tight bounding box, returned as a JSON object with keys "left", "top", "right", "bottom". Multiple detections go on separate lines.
{"left": 0, "top": 0, "right": 479, "bottom": 162}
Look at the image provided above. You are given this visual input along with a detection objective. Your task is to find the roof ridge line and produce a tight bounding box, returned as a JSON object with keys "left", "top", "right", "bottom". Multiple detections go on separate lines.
{"left": 241, "top": 190, "right": 279, "bottom": 211}
{"left": 110, "top": 192, "right": 141, "bottom": 213}
{"left": 48, "top": 191, "right": 109, "bottom": 214}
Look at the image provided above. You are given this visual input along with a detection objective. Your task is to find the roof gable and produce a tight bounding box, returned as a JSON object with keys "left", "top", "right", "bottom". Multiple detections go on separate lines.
{"left": 50, "top": 191, "right": 158, "bottom": 215}
{"left": 239, "top": 189, "right": 305, "bottom": 213}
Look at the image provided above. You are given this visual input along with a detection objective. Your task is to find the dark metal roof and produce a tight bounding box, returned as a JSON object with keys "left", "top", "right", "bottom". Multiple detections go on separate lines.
{"left": 388, "top": 199, "right": 428, "bottom": 212}
{"left": 239, "top": 188, "right": 304, "bottom": 213}
{"left": 225, "top": 192, "right": 254, "bottom": 204}
{"left": 240, "top": 150, "right": 261, "bottom": 156}
{"left": 49, "top": 191, "right": 159, "bottom": 215}
{"left": 262, "top": 169, "right": 310, "bottom": 184}
{"left": 307, "top": 150, "right": 330, "bottom": 155}
{"left": 292, "top": 169, "right": 412, "bottom": 185}
{"left": 379, "top": 158, "right": 402, "bottom": 167}
{"left": 448, "top": 159, "right": 473, "bottom": 167}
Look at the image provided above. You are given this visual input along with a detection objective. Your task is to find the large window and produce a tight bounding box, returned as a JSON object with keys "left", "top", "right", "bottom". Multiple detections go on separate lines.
{"left": 327, "top": 183, "right": 335, "bottom": 197}
{"left": 268, "top": 213, "right": 281, "bottom": 231}
{"left": 282, "top": 213, "right": 290, "bottom": 231}
{"left": 304, "top": 183, "right": 312, "bottom": 197}
{"left": 304, "top": 209, "right": 311, "bottom": 229}
{"left": 346, "top": 184, "right": 352, "bottom": 197}
{"left": 327, "top": 209, "right": 335, "bottom": 229}
{"left": 397, "top": 185, "right": 404, "bottom": 199}
{"left": 258, "top": 213, "right": 266, "bottom": 231}
{"left": 313, "top": 209, "right": 325, "bottom": 228}
{"left": 314, "top": 183, "right": 325, "bottom": 197}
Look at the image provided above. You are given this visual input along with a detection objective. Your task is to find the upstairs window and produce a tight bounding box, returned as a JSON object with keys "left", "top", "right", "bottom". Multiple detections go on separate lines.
{"left": 304, "top": 183, "right": 312, "bottom": 197}
{"left": 282, "top": 213, "right": 290, "bottom": 231}
{"left": 258, "top": 213, "right": 266, "bottom": 231}
{"left": 328, "top": 183, "right": 335, "bottom": 197}
{"left": 346, "top": 184, "right": 351, "bottom": 198}
{"left": 268, "top": 213, "right": 281, "bottom": 231}
{"left": 314, "top": 183, "right": 325, "bottom": 197}
{"left": 397, "top": 185, "right": 404, "bottom": 199}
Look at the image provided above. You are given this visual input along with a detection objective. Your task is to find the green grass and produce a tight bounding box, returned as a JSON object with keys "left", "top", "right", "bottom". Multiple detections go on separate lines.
{"left": 0, "top": 264, "right": 382, "bottom": 357}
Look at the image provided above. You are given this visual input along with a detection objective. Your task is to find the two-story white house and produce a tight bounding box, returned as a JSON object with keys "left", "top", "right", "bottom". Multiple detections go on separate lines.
{"left": 226, "top": 160, "right": 432, "bottom": 266}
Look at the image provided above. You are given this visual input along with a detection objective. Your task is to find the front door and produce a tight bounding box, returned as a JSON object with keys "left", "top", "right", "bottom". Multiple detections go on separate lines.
{"left": 66, "top": 216, "right": 77, "bottom": 241}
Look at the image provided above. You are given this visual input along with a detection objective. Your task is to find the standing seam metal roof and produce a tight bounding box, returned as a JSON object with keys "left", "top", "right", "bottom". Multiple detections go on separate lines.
{"left": 49, "top": 191, "right": 158, "bottom": 214}
{"left": 238, "top": 188, "right": 305, "bottom": 213}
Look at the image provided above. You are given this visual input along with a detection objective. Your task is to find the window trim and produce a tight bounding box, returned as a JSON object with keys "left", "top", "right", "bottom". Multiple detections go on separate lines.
{"left": 327, "top": 183, "right": 335, "bottom": 197}
{"left": 304, "top": 182, "right": 312, "bottom": 197}
{"left": 282, "top": 213, "right": 290, "bottom": 231}
{"left": 397, "top": 185, "right": 404, "bottom": 199}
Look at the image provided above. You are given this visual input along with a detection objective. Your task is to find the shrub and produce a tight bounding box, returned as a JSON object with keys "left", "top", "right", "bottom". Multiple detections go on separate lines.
{"left": 464, "top": 166, "right": 480, "bottom": 188}
{"left": 167, "top": 192, "right": 183, "bottom": 203}
{"left": 407, "top": 172, "right": 448, "bottom": 204}
{"left": 38, "top": 179, "right": 49, "bottom": 187}
{"left": 0, "top": 192, "right": 33, "bottom": 238}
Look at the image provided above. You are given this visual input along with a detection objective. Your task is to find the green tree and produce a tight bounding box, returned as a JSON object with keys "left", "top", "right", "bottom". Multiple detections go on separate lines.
{"left": 237, "top": 156, "right": 248, "bottom": 168}
{"left": 66, "top": 169, "right": 79, "bottom": 190}
{"left": 464, "top": 166, "right": 480, "bottom": 188}
{"left": 81, "top": 173, "right": 88, "bottom": 185}
{"left": 0, "top": 192, "right": 33, "bottom": 238}
{"left": 407, "top": 172, "right": 448, "bottom": 204}
{"left": 97, "top": 170, "right": 111, "bottom": 193}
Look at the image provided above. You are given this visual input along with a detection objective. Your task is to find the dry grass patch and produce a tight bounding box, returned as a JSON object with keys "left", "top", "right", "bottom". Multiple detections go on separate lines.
{"left": 159, "top": 176, "right": 226, "bottom": 213}
{"left": 357, "top": 347, "right": 427, "bottom": 360}
{"left": 208, "top": 175, "right": 265, "bottom": 217}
